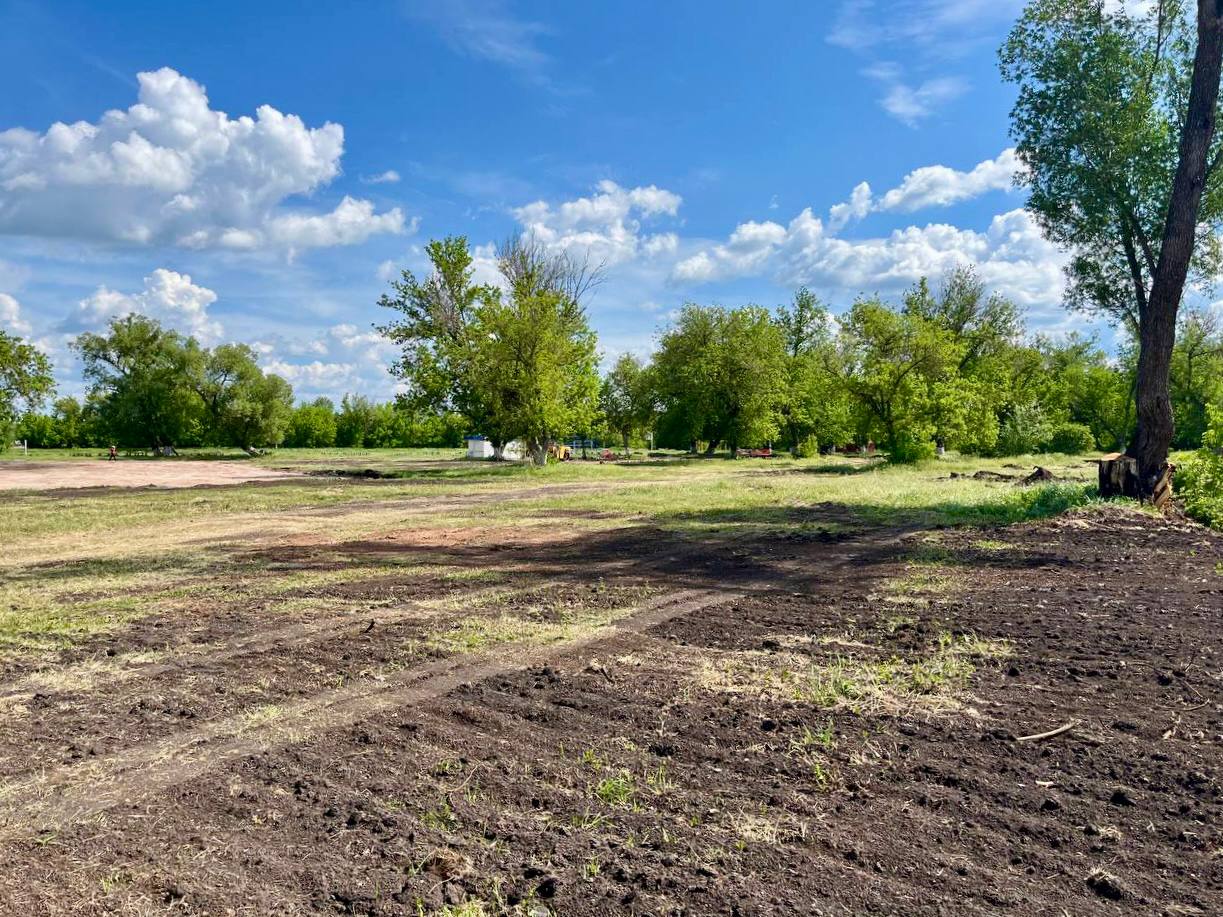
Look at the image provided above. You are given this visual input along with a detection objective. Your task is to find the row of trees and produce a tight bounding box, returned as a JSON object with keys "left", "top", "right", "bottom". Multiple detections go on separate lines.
{"left": 594, "top": 268, "right": 1223, "bottom": 461}
{"left": 3, "top": 316, "right": 294, "bottom": 451}
{"left": 4, "top": 255, "right": 1219, "bottom": 464}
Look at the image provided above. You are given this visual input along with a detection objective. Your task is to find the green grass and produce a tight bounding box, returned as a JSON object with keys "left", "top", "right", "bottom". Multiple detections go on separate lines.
{"left": 0, "top": 449, "right": 1110, "bottom": 656}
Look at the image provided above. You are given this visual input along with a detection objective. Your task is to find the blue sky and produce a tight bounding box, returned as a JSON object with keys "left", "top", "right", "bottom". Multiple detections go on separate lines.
{"left": 1, "top": 0, "right": 1092, "bottom": 403}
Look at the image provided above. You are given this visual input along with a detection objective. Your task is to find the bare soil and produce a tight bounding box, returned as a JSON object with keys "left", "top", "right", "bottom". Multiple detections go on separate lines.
{"left": 0, "top": 460, "right": 301, "bottom": 492}
{"left": 0, "top": 505, "right": 1219, "bottom": 915}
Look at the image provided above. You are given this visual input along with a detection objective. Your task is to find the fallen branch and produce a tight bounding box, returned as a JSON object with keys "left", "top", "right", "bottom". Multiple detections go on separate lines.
{"left": 1016, "top": 720, "right": 1079, "bottom": 743}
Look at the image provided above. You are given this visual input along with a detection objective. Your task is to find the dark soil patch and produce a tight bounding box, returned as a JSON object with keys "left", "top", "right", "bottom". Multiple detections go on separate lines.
{"left": 0, "top": 507, "right": 1220, "bottom": 915}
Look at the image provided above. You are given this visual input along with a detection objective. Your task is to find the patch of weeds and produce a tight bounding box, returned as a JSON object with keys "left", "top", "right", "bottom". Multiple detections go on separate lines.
{"left": 698, "top": 632, "right": 1011, "bottom": 716}
{"left": 880, "top": 563, "right": 958, "bottom": 606}
{"left": 571, "top": 809, "right": 611, "bottom": 831}
{"left": 972, "top": 539, "right": 1010, "bottom": 552}
{"left": 236, "top": 703, "right": 283, "bottom": 733}
{"left": 578, "top": 748, "right": 605, "bottom": 771}
{"left": 594, "top": 771, "right": 636, "bottom": 809}
{"left": 809, "top": 760, "right": 833, "bottom": 790}
{"left": 582, "top": 858, "right": 602, "bottom": 880}
{"left": 884, "top": 614, "right": 917, "bottom": 634}
{"left": 99, "top": 870, "right": 131, "bottom": 894}
{"left": 435, "top": 903, "right": 489, "bottom": 917}
{"left": 645, "top": 763, "right": 674, "bottom": 796}
{"left": 421, "top": 799, "right": 459, "bottom": 832}
{"left": 789, "top": 721, "right": 836, "bottom": 752}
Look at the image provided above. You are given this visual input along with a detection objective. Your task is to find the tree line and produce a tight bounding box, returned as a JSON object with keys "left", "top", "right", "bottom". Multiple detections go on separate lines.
{"left": 4, "top": 245, "right": 1221, "bottom": 461}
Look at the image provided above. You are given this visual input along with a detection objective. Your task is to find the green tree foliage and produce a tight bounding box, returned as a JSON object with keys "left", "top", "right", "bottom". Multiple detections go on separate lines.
{"left": 475, "top": 287, "right": 599, "bottom": 464}
{"left": 284, "top": 398, "right": 338, "bottom": 448}
{"left": 72, "top": 315, "right": 203, "bottom": 450}
{"left": 598, "top": 353, "right": 654, "bottom": 454}
{"left": 193, "top": 343, "right": 293, "bottom": 448}
{"left": 1001, "top": 1, "right": 1215, "bottom": 329}
{"left": 379, "top": 235, "right": 602, "bottom": 464}
{"left": 774, "top": 288, "right": 853, "bottom": 454}
{"left": 834, "top": 297, "right": 967, "bottom": 462}
{"left": 1002, "top": 0, "right": 1223, "bottom": 490}
{"left": 1170, "top": 307, "right": 1223, "bottom": 446}
{"left": 1177, "top": 401, "right": 1223, "bottom": 526}
{"left": 652, "top": 304, "right": 788, "bottom": 454}
{"left": 0, "top": 330, "right": 54, "bottom": 445}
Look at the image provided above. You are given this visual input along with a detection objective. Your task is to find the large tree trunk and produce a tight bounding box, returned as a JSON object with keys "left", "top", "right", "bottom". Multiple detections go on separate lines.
{"left": 1129, "top": 0, "right": 1223, "bottom": 505}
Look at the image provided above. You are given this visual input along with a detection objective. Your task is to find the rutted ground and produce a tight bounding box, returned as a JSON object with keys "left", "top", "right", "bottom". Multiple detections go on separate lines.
{"left": 0, "top": 458, "right": 1217, "bottom": 915}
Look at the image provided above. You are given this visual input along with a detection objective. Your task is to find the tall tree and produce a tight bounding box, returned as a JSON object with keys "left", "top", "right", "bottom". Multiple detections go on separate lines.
{"left": 774, "top": 289, "right": 852, "bottom": 454}
{"left": 72, "top": 315, "right": 203, "bottom": 450}
{"left": 376, "top": 237, "right": 507, "bottom": 450}
{"left": 192, "top": 343, "right": 293, "bottom": 449}
{"left": 0, "top": 330, "right": 54, "bottom": 444}
{"left": 653, "top": 304, "right": 787, "bottom": 455}
{"left": 599, "top": 353, "right": 654, "bottom": 454}
{"left": 1002, "top": 0, "right": 1223, "bottom": 499}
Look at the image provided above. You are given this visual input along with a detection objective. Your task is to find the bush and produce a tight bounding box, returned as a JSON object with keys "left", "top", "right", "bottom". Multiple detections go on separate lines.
{"left": 887, "top": 431, "right": 935, "bottom": 464}
{"left": 995, "top": 403, "right": 1053, "bottom": 456}
{"left": 1177, "top": 403, "right": 1223, "bottom": 528}
{"left": 1047, "top": 422, "right": 1096, "bottom": 455}
{"left": 796, "top": 435, "right": 819, "bottom": 458}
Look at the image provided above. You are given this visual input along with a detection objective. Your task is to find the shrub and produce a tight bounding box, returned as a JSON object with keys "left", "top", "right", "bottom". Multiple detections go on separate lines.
{"left": 1177, "top": 403, "right": 1223, "bottom": 528}
{"left": 796, "top": 435, "right": 819, "bottom": 458}
{"left": 887, "top": 431, "right": 935, "bottom": 464}
{"left": 995, "top": 403, "right": 1053, "bottom": 456}
{"left": 1047, "top": 422, "right": 1096, "bottom": 455}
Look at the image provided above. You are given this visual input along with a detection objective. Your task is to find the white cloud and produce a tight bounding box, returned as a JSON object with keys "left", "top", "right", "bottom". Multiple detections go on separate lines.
{"left": 264, "top": 359, "right": 359, "bottom": 392}
{"left": 830, "top": 2, "right": 1020, "bottom": 123}
{"left": 829, "top": 182, "right": 874, "bottom": 231}
{"left": 512, "top": 180, "right": 682, "bottom": 266}
{"left": 672, "top": 206, "right": 1065, "bottom": 307}
{"left": 878, "top": 148, "right": 1019, "bottom": 211}
{"left": 362, "top": 170, "right": 401, "bottom": 184}
{"left": 0, "top": 67, "right": 405, "bottom": 252}
{"left": 406, "top": 0, "right": 557, "bottom": 89}
{"left": 256, "top": 321, "right": 399, "bottom": 400}
{"left": 66, "top": 268, "right": 223, "bottom": 342}
{"left": 878, "top": 76, "right": 968, "bottom": 126}
{"left": 827, "top": 148, "right": 1020, "bottom": 229}
{"left": 0, "top": 293, "right": 32, "bottom": 335}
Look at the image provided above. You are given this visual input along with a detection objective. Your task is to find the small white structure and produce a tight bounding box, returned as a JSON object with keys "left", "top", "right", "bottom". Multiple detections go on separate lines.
{"left": 465, "top": 436, "right": 525, "bottom": 460}
{"left": 466, "top": 436, "right": 495, "bottom": 459}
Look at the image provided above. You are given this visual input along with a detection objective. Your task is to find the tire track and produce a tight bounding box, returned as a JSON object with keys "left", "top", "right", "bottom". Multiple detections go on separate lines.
{"left": 0, "top": 587, "right": 734, "bottom": 839}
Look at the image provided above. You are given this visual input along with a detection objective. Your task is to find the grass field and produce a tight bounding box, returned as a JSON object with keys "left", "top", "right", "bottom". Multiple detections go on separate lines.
{"left": 0, "top": 449, "right": 1215, "bottom": 915}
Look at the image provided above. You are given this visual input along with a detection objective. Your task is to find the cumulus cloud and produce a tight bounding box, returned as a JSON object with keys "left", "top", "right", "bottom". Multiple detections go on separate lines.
{"left": 827, "top": 149, "right": 1020, "bottom": 229}
{"left": 672, "top": 207, "right": 1065, "bottom": 307}
{"left": 256, "top": 322, "right": 400, "bottom": 400}
{"left": 0, "top": 292, "right": 32, "bottom": 335}
{"left": 511, "top": 180, "right": 682, "bottom": 266}
{"left": 878, "top": 148, "right": 1020, "bottom": 211}
{"left": 65, "top": 268, "right": 223, "bottom": 342}
{"left": 0, "top": 67, "right": 405, "bottom": 252}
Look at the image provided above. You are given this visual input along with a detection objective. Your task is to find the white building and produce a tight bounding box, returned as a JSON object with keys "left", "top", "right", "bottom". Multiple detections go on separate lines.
{"left": 465, "top": 437, "right": 524, "bottom": 460}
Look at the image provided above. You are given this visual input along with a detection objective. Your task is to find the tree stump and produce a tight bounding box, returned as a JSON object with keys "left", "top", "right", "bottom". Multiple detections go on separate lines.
{"left": 1098, "top": 453, "right": 1139, "bottom": 499}
{"left": 1098, "top": 453, "right": 1176, "bottom": 510}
